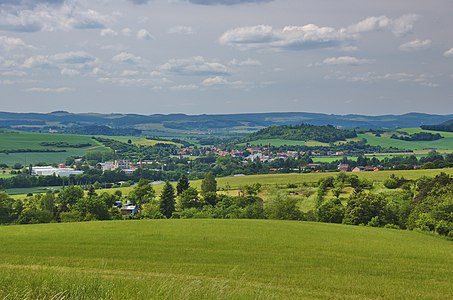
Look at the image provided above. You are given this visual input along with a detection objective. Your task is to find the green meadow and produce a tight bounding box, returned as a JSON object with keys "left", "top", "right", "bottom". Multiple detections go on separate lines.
{"left": 358, "top": 128, "right": 453, "bottom": 151}
{"left": 0, "top": 131, "right": 108, "bottom": 165}
{"left": 0, "top": 220, "right": 451, "bottom": 299}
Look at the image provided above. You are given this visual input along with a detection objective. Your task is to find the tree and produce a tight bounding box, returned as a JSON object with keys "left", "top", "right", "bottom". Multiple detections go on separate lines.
{"left": 265, "top": 191, "right": 303, "bottom": 220}
{"left": 179, "top": 187, "right": 202, "bottom": 210}
{"left": 318, "top": 198, "right": 345, "bottom": 223}
{"left": 176, "top": 174, "right": 190, "bottom": 195}
{"left": 201, "top": 172, "right": 217, "bottom": 196}
{"left": 128, "top": 178, "right": 155, "bottom": 209}
{"left": 160, "top": 181, "right": 175, "bottom": 218}
{"left": 57, "top": 186, "right": 84, "bottom": 213}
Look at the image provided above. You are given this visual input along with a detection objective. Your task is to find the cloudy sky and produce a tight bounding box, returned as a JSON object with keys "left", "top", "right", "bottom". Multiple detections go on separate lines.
{"left": 0, "top": 0, "right": 452, "bottom": 115}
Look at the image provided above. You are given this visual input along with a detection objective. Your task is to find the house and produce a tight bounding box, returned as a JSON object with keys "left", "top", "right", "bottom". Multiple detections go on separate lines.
{"left": 338, "top": 163, "right": 349, "bottom": 172}
{"left": 121, "top": 203, "right": 137, "bottom": 216}
{"left": 352, "top": 166, "right": 363, "bottom": 172}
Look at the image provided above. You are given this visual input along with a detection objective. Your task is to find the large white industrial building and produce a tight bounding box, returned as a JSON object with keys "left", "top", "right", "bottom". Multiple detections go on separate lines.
{"left": 31, "top": 166, "right": 84, "bottom": 177}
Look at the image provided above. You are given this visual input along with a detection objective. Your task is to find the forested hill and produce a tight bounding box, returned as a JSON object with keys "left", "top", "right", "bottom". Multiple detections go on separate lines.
{"left": 1, "top": 111, "right": 453, "bottom": 132}
{"left": 246, "top": 124, "right": 357, "bottom": 143}
{"left": 421, "top": 119, "right": 453, "bottom": 132}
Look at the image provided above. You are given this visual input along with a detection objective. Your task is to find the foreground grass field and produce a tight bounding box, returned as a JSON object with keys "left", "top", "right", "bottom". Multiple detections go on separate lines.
{"left": 0, "top": 220, "right": 452, "bottom": 299}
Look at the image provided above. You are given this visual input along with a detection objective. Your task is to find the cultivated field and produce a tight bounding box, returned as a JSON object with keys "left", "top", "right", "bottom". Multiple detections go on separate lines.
{"left": 0, "top": 131, "right": 108, "bottom": 165}
{"left": 0, "top": 220, "right": 451, "bottom": 299}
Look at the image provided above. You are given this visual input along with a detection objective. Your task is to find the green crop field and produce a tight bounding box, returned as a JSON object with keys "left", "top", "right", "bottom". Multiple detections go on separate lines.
{"left": 0, "top": 131, "right": 109, "bottom": 165}
{"left": 359, "top": 128, "right": 453, "bottom": 151}
{"left": 0, "top": 220, "right": 451, "bottom": 299}
{"left": 106, "top": 136, "right": 181, "bottom": 147}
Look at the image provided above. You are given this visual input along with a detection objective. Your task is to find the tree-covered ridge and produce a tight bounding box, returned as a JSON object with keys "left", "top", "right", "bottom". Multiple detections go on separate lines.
{"left": 390, "top": 132, "right": 443, "bottom": 141}
{"left": 246, "top": 124, "right": 357, "bottom": 143}
{"left": 421, "top": 119, "right": 453, "bottom": 132}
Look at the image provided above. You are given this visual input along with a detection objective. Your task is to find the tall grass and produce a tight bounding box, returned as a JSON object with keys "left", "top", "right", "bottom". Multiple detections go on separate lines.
{"left": 0, "top": 220, "right": 452, "bottom": 299}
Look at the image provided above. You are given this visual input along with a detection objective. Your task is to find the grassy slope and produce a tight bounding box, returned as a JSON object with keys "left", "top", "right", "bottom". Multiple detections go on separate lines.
{"left": 0, "top": 131, "right": 108, "bottom": 165}
{"left": 0, "top": 220, "right": 451, "bottom": 299}
{"left": 359, "top": 128, "right": 453, "bottom": 151}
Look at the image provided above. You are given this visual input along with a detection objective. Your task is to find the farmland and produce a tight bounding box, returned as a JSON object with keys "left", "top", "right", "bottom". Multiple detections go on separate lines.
{"left": 0, "top": 219, "right": 451, "bottom": 299}
{"left": 0, "top": 130, "right": 108, "bottom": 165}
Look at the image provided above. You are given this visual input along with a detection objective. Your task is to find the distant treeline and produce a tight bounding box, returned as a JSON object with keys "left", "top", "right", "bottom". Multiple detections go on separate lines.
{"left": 64, "top": 125, "right": 142, "bottom": 136}
{"left": 39, "top": 142, "right": 92, "bottom": 148}
{"left": 390, "top": 132, "right": 443, "bottom": 141}
{"left": 421, "top": 119, "right": 453, "bottom": 133}
{"left": 0, "top": 149, "right": 66, "bottom": 154}
{"left": 246, "top": 124, "right": 357, "bottom": 143}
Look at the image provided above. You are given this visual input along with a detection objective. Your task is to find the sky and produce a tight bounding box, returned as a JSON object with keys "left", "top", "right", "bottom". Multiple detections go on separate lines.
{"left": 0, "top": 0, "right": 452, "bottom": 115}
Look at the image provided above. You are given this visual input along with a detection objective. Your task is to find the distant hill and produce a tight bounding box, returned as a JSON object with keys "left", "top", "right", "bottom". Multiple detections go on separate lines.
{"left": 421, "top": 119, "right": 453, "bottom": 132}
{"left": 246, "top": 124, "right": 357, "bottom": 143}
{"left": 1, "top": 111, "right": 452, "bottom": 134}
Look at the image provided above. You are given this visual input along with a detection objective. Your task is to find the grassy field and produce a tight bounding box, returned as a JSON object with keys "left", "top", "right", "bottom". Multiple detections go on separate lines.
{"left": 359, "top": 128, "right": 453, "bottom": 151}
{"left": 106, "top": 136, "right": 181, "bottom": 147}
{"left": 0, "top": 219, "right": 451, "bottom": 299}
{"left": 0, "top": 131, "right": 109, "bottom": 165}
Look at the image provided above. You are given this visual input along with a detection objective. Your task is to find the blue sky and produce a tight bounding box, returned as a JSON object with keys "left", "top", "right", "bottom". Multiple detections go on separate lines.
{"left": 0, "top": 0, "right": 452, "bottom": 115}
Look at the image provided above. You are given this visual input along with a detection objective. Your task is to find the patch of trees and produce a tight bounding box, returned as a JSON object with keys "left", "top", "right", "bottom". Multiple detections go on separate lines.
{"left": 0, "top": 149, "right": 66, "bottom": 154}
{"left": 39, "top": 142, "right": 92, "bottom": 148}
{"left": 421, "top": 119, "right": 453, "bottom": 132}
{"left": 315, "top": 172, "right": 453, "bottom": 238}
{"left": 390, "top": 132, "right": 443, "bottom": 141}
{"left": 246, "top": 124, "right": 357, "bottom": 143}
{"left": 65, "top": 125, "right": 142, "bottom": 136}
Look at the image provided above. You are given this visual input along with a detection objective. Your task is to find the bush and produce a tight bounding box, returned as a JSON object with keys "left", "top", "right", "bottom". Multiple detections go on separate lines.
{"left": 435, "top": 220, "right": 453, "bottom": 236}
{"left": 265, "top": 191, "right": 303, "bottom": 220}
{"left": 60, "top": 210, "right": 82, "bottom": 222}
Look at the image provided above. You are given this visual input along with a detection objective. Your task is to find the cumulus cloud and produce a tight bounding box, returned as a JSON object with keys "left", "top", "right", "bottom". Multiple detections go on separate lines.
{"left": 170, "top": 84, "right": 199, "bottom": 91}
{"left": 317, "top": 56, "right": 375, "bottom": 66}
{"left": 168, "top": 25, "right": 194, "bottom": 35}
{"left": 219, "top": 24, "right": 352, "bottom": 51}
{"left": 25, "top": 87, "right": 75, "bottom": 93}
{"left": 220, "top": 15, "right": 421, "bottom": 51}
{"left": 121, "top": 28, "right": 131, "bottom": 36}
{"left": 0, "top": 35, "right": 34, "bottom": 51}
{"left": 22, "top": 51, "right": 97, "bottom": 69}
{"left": 100, "top": 28, "right": 118, "bottom": 37}
{"left": 60, "top": 68, "right": 80, "bottom": 76}
{"left": 112, "top": 52, "right": 144, "bottom": 64}
{"left": 443, "top": 48, "right": 453, "bottom": 57}
{"left": 399, "top": 39, "right": 431, "bottom": 51}
{"left": 136, "top": 29, "right": 153, "bottom": 40}
{"left": 229, "top": 58, "right": 262, "bottom": 66}
{"left": 157, "top": 56, "right": 230, "bottom": 76}
{"left": 0, "top": 2, "right": 110, "bottom": 32}
{"left": 347, "top": 14, "right": 420, "bottom": 36}
{"left": 325, "top": 71, "right": 439, "bottom": 87}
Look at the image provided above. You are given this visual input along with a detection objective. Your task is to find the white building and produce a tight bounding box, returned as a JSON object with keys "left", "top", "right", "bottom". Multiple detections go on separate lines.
{"left": 31, "top": 166, "right": 84, "bottom": 177}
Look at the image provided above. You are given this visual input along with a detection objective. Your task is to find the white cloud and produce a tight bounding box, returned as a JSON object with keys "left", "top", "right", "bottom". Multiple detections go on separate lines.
{"left": 168, "top": 25, "right": 194, "bottom": 35}
{"left": 157, "top": 56, "right": 230, "bottom": 76}
{"left": 25, "top": 87, "right": 75, "bottom": 93}
{"left": 202, "top": 76, "right": 228, "bottom": 86}
{"left": 22, "top": 51, "right": 97, "bottom": 70}
{"left": 399, "top": 39, "right": 431, "bottom": 51}
{"left": 183, "top": 0, "right": 273, "bottom": 5}
{"left": 347, "top": 14, "right": 420, "bottom": 36}
{"left": 0, "top": 2, "right": 110, "bottom": 32}
{"left": 325, "top": 71, "right": 439, "bottom": 87}
{"left": 100, "top": 28, "right": 117, "bottom": 37}
{"left": 136, "top": 29, "right": 153, "bottom": 40}
{"left": 98, "top": 77, "right": 154, "bottom": 87}
{"left": 443, "top": 48, "right": 453, "bottom": 57}
{"left": 121, "top": 28, "right": 131, "bottom": 36}
{"left": 229, "top": 58, "right": 261, "bottom": 66}
{"left": 319, "top": 56, "right": 375, "bottom": 66}
{"left": 112, "top": 52, "right": 143, "bottom": 64}
{"left": 170, "top": 84, "right": 199, "bottom": 91}
{"left": 0, "top": 35, "right": 34, "bottom": 51}
{"left": 1, "top": 70, "right": 27, "bottom": 77}
{"left": 61, "top": 68, "right": 80, "bottom": 76}
{"left": 120, "top": 70, "right": 141, "bottom": 76}
{"left": 220, "top": 24, "right": 353, "bottom": 51}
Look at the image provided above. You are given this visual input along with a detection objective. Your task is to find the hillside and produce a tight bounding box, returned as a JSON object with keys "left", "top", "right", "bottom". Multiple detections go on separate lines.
{"left": 246, "top": 124, "right": 357, "bottom": 143}
{"left": 421, "top": 119, "right": 453, "bottom": 132}
{"left": 1, "top": 111, "right": 453, "bottom": 135}
{"left": 0, "top": 220, "right": 452, "bottom": 299}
